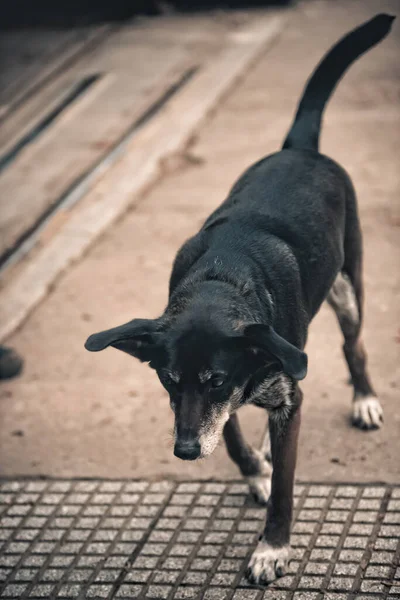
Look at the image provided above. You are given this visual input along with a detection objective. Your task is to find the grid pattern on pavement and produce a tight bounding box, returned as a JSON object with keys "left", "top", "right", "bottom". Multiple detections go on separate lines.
{"left": 0, "top": 480, "right": 399, "bottom": 599}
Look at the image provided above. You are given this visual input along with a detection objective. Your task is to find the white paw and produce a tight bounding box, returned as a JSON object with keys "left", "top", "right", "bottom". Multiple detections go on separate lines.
{"left": 352, "top": 395, "right": 383, "bottom": 430}
{"left": 247, "top": 474, "right": 271, "bottom": 506}
{"left": 247, "top": 450, "right": 272, "bottom": 505}
{"left": 246, "top": 541, "right": 291, "bottom": 585}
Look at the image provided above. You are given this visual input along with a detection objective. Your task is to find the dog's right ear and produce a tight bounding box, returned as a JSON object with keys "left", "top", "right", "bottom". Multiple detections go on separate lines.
{"left": 84, "top": 318, "right": 164, "bottom": 363}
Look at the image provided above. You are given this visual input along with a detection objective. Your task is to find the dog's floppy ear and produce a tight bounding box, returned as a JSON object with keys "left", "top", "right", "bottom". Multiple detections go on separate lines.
{"left": 84, "top": 318, "right": 163, "bottom": 363}
{"left": 243, "top": 324, "right": 307, "bottom": 380}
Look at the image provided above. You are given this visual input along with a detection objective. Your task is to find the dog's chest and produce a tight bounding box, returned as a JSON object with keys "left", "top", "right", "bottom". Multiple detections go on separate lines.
{"left": 248, "top": 373, "right": 293, "bottom": 411}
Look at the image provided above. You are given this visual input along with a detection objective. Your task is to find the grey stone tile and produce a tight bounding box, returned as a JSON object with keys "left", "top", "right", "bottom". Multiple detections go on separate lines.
{"left": 204, "top": 532, "right": 230, "bottom": 544}
{"left": 160, "top": 557, "right": 187, "bottom": 570}
{"left": 303, "top": 498, "right": 326, "bottom": 509}
{"left": 132, "top": 555, "right": 159, "bottom": 569}
{"left": 189, "top": 506, "right": 213, "bottom": 518}
{"left": 115, "top": 584, "right": 144, "bottom": 597}
{"left": 352, "top": 511, "right": 377, "bottom": 523}
{"left": 123, "top": 482, "right": 148, "bottom": 493}
{"left": 335, "top": 486, "right": 358, "bottom": 498}
{"left": 65, "top": 568, "right": 93, "bottom": 582}
{"left": 197, "top": 545, "right": 221, "bottom": 558}
{"left": 217, "top": 558, "right": 243, "bottom": 572}
{"left": 125, "top": 569, "right": 152, "bottom": 583}
{"left": 176, "top": 532, "right": 201, "bottom": 544}
{"left": 57, "top": 583, "right": 82, "bottom": 597}
{"left": 328, "top": 577, "right": 354, "bottom": 590}
{"left": 358, "top": 499, "right": 381, "bottom": 510}
{"left": 232, "top": 590, "right": 259, "bottom": 599}
{"left": 222, "top": 495, "right": 246, "bottom": 507}
{"left": 190, "top": 558, "right": 215, "bottom": 570}
{"left": 163, "top": 506, "right": 188, "bottom": 518}
{"left": 169, "top": 544, "right": 193, "bottom": 557}
{"left": 1, "top": 583, "right": 29, "bottom": 597}
{"left": 348, "top": 524, "right": 373, "bottom": 536}
{"left": 152, "top": 571, "right": 180, "bottom": 584}
{"left": 156, "top": 518, "right": 181, "bottom": 530}
{"left": 146, "top": 584, "right": 172, "bottom": 598}
{"left": 170, "top": 494, "right": 195, "bottom": 506}
{"left": 369, "top": 550, "right": 395, "bottom": 564}
{"left": 28, "top": 583, "right": 56, "bottom": 597}
{"left": 74, "top": 482, "right": 98, "bottom": 493}
{"left": 338, "top": 549, "right": 364, "bottom": 562}
{"left": 99, "top": 482, "right": 123, "bottom": 493}
{"left": 65, "top": 530, "right": 91, "bottom": 543}
{"left": 304, "top": 562, "right": 329, "bottom": 575}
{"left": 375, "top": 537, "right": 398, "bottom": 550}
{"left": 360, "top": 580, "right": 386, "bottom": 593}
{"left": 196, "top": 495, "right": 219, "bottom": 507}
{"left": 95, "top": 569, "right": 120, "bottom": 582}
{"left": 141, "top": 543, "right": 167, "bottom": 556}
{"left": 361, "top": 487, "right": 385, "bottom": 498}
{"left": 224, "top": 545, "right": 249, "bottom": 558}
{"left": 173, "top": 586, "right": 200, "bottom": 598}
{"left": 204, "top": 484, "right": 226, "bottom": 494}
{"left": 182, "top": 571, "right": 208, "bottom": 585}
{"left": 292, "top": 522, "right": 316, "bottom": 534}
{"left": 183, "top": 519, "right": 208, "bottom": 530}
{"left": 148, "top": 530, "right": 174, "bottom": 543}
{"left": 204, "top": 589, "right": 230, "bottom": 599}
{"left": 0, "top": 568, "right": 13, "bottom": 581}
{"left": 86, "top": 583, "right": 113, "bottom": 597}
{"left": 11, "top": 567, "right": 39, "bottom": 581}
{"left": 309, "top": 548, "right": 333, "bottom": 561}
{"left": 104, "top": 556, "right": 127, "bottom": 569}
{"left": 175, "top": 484, "right": 201, "bottom": 493}
{"left": 148, "top": 481, "right": 173, "bottom": 493}
{"left": 210, "top": 572, "right": 236, "bottom": 586}
{"left": 342, "top": 536, "right": 368, "bottom": 549}
{"left": 333, "top": 563, "right": 358, "bottom": 576}
{"left": 298, "top": 576, "right": 324, "bottom": 589}
{"left": 142, "top": 493, "right": 168, "bottom": 505}
{"left": 364, "top": 564, "right": 391, "bottom": 578}
{"left": 291, "top": 534, "right": 312, "bottom": 548}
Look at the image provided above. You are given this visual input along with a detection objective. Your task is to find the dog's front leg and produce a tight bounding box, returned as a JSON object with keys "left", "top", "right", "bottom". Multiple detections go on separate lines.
{"left": 224, "top": 413, "right": 272, "bottom": 505}
{"left": 246, "top": 386, "right": 302, "bottom": 585}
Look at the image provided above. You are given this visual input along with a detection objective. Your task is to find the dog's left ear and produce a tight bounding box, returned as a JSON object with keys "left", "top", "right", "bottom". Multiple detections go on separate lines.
{"left": 84, "top": 318, "right": 164, "bottom": 364}
{"left": 243, "top": 324, "right": 307, "bottom": 380}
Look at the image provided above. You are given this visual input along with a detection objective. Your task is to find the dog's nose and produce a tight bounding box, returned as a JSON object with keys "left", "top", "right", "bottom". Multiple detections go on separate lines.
{"left": 174, "top": 439, "right": 201, "bottom": 461}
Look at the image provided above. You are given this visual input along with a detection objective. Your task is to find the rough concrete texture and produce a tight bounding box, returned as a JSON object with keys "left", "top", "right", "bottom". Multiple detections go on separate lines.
{"left": 0, "top": 0, "right": 399, "bottom": 481}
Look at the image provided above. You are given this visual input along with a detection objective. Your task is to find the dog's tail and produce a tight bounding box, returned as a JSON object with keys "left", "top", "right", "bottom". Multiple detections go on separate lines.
{"left": 282, "top": 13, "right": 395, "bottom": 152}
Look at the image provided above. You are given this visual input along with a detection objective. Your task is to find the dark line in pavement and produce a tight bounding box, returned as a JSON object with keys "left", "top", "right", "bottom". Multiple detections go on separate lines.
{"left": 0, "top": 74, "right": 101, "bottom": 176}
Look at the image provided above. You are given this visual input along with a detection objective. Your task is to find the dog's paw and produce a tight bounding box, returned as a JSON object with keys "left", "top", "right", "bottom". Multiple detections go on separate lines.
{"left": 246, "top": 541, "right": 291, "bottom": 585}
{"left": 247, "top": 474, "right": 271, "bottom": 506}
{"left": 352, "top": 395, "right": 383, "bottom": 430}
{"left": 247, "top": 450, "right": 272, "bottom": 505}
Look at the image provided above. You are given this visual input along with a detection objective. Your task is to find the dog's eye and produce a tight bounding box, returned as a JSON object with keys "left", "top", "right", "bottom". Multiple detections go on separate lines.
{"left": 160, "top": 371, "right": 180, "bottom": 388}
{"left": 211, "top": 376, "right": 225, "bottom": 389}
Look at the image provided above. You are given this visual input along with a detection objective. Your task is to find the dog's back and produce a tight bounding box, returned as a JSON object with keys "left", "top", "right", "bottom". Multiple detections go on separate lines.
{"left": 170, "top": 14, "right": 395, "bottom": 324}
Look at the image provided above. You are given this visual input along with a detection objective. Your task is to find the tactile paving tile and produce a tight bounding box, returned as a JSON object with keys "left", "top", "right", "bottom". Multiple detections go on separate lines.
{"left": 0, "top": 481, "right": 399, "bottom": 599}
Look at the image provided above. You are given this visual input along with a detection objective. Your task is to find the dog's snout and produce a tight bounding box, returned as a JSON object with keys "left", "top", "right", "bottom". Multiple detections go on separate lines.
{"left": 174, "top": 439, "right": 201, "bottom": 461}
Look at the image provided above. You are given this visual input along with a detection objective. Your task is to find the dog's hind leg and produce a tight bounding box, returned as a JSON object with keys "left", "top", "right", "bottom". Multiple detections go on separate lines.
{"left": 223, "top": 414, "right": 272, "bottom": 505}
{"left": 327, "top": 223, "right": 383, "bottom": 429}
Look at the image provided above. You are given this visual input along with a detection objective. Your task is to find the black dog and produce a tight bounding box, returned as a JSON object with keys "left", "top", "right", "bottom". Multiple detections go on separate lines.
{"left": 85, "top": 14, "right": 394, "bottom": 584}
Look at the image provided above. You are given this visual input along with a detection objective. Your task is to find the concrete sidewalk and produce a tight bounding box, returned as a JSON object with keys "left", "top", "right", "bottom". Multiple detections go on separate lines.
{"left": 0, "top": 479, "right": 399, "bottom": 599}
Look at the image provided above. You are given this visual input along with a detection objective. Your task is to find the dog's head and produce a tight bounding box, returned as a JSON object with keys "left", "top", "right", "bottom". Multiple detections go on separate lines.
{"left": 85, "top": 311, "right": 307, "bottom": 460}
